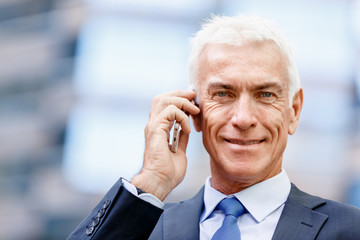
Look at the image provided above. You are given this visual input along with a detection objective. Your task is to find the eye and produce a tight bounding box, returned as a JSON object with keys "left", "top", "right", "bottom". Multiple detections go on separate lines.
{"left": 261, "top": 92, "right": 272, "bottom": 98}
{"left": 211, "top": 90, "right": 233, "bottom": 103}
{"left": 258, "top": 91, "right": 277, "bottom": 103}
{"left": 216, "top": 92, "right": 228, "bottom": 97}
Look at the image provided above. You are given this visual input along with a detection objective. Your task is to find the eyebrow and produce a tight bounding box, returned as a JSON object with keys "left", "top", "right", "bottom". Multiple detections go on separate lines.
{"left": 206, "top": 80, "right": 284, "bottom": 93}
{"left": 207, "top": 81, "right": 234, "bottom": 90}
{"left": 254, "top": 82, "right": 284, "bottom": 93}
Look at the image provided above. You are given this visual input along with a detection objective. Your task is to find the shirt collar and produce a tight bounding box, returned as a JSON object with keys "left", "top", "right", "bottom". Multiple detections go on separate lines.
{"left": 201, "top": 170, "right": 291, "bottom": 223}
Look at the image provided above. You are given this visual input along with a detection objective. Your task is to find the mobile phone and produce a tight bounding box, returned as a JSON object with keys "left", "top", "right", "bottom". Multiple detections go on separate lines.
{"left": 170, "top": 88, "right": 198, "bottom": 153}
{"left": 170, "top": 121, "right": 181, "bottom": 153}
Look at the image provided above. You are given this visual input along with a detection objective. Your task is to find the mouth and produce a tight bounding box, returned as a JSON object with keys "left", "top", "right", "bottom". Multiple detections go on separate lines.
{"left": 225, "top": 138, "right": 265, "bottom": 145}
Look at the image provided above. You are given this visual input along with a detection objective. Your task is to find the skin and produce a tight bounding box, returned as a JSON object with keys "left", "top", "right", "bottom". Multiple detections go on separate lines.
{"left": 192, "top": 42, "right": 303, "bottom": 194}
{"left": 131, "top": 90, "right": 200, "bottom": 200}
{"left": 132, "top": 40, "right": 303, "bottom": 199}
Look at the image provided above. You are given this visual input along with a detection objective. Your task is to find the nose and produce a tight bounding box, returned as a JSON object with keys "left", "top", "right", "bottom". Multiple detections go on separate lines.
{"left": 230, "top": 95, "right": 257, "bottom": 130}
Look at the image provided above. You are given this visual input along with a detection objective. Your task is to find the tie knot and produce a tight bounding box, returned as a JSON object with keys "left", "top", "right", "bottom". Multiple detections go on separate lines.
{"left": 216, "top": 198, "right": 245, "bottom": 218}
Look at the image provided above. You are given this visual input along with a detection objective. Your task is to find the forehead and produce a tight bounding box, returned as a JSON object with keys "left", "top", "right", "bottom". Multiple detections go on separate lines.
{"left": 197, "top": 41, "right": 289, "bottom": 89}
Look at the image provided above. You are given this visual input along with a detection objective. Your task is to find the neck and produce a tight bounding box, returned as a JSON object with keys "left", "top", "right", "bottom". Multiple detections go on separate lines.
{"left": 210, "top": 169, "right": 282, "bottom": 195}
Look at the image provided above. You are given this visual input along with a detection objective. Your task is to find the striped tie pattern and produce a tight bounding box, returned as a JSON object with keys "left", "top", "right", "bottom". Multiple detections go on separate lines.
{"left": 211, "top": 198, "right": 245, "bottom": 240}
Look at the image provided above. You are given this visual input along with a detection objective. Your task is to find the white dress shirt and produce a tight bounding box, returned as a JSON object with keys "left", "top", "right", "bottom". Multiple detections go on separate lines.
{"left": 200, "top": 170, "right": 291, "bottom": 240}
{"left": 121, "top": 178, "right": 164, "bottom": 209}
{"left": 123, "top": 170, "right": 290, "bottom": 239}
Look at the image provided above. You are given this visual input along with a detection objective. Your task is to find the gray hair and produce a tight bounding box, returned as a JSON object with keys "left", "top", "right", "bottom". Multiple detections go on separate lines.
{"left": 188, "top": 14, "right": 300, "bottom": 104}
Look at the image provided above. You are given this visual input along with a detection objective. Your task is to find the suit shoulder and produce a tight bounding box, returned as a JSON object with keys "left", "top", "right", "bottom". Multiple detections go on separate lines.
{"left": 316, "top": 199, "right": 360, "bottom": 238}
{"left": 316, "top": 198, "right": 360, "bottom": 218}
{"left": 291, "top": 184, "right": 360, "bottom": 216}
{"left": 288, "top": 184, "right": 360, "bottom": 239}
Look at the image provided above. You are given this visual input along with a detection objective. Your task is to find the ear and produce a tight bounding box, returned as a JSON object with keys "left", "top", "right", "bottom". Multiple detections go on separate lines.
{"left": 191, "top": 112, "right": 202, "bottom": 132}
{"left": 288, "top": 88, "right": 303, "bottom": 135}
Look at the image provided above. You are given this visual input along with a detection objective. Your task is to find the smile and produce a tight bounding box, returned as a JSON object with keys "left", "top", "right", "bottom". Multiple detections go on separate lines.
{"left": 225, "top": 139, "right": 265, "bottom": 145}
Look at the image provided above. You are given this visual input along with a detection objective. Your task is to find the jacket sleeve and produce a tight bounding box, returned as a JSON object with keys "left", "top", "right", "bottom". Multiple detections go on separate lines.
{"left": 67, "top": 178, "right": 164, "bottom": 240}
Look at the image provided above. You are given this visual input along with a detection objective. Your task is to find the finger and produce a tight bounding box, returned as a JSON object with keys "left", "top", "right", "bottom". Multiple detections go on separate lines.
{"left": 157, "top": 105, "right": 192, "bottom": 134}
{"left": 150, "top": 96, "right": 200, "bottom": 120}
{"left": 169, "top": 107, "right": 192, "bottom": 134}
{"left": 177, "top": 130, "right": 190, "bottom": 153}
{"left": 151, "top": 90, "right": 198, "bottom": 110}
{"left": 152, "top": 91, "right": 196, "bottom": 108}
{"left": 162, "top": 90, "right": 197, "bottom": 100}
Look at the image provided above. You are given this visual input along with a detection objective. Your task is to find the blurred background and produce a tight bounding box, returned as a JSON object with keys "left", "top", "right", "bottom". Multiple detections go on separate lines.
{"left": 1, "top": 0, "right": 360, "bottom": 239}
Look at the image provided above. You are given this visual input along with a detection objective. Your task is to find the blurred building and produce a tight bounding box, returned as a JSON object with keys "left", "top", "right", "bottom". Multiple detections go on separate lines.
{"left": 0, "top": 0, "right": 359, "bottom": 239}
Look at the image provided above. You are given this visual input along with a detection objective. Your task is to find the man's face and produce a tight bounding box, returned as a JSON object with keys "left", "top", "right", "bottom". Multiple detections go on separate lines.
{"left": 193, "top": 41, "right": 302, "bottom": 193}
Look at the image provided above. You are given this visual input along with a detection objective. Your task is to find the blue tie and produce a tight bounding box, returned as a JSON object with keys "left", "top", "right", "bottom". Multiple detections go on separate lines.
{"left": 211, "top": 198, "right": 245, "bottom": 240}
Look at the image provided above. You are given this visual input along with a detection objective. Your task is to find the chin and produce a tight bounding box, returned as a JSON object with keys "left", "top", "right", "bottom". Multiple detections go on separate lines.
{"left": 231, "top": 167, "right": 261, "bottom": 180}
{"left": 220, "top": 161, "right": 258, "bottom": 179}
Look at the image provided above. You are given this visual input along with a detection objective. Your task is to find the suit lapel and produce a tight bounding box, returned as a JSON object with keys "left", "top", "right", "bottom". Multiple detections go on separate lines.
{"left": 272, "top": 184, "right": 328, "bottom": 240}
{"left": 162, "top": 187, "right": 204, "bottom": 240}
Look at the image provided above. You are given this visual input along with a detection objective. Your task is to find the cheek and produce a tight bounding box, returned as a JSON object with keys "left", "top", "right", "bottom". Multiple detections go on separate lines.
{"left": 201, "top": 104, "right": 230, "bottom": 131}
{"left": 263, "top": 108, "right": 290, "bottom": 144}
{"left": 200, "top": 105, "right": 229, "bottom": 144}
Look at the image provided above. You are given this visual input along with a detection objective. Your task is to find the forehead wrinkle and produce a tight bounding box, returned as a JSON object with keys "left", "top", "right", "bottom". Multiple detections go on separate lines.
{"left": 199, "top": 43, "right": 289, "bottom": 98}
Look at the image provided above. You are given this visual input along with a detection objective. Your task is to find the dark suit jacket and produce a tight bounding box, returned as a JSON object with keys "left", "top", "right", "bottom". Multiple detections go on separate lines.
{"left": 67, "top": 178, "right": 360, "bottom": 240}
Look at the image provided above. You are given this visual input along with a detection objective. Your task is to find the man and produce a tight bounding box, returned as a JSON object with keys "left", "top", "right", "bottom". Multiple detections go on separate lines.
{"left": 68, "top": 15, "right": 360, "bottom": 240}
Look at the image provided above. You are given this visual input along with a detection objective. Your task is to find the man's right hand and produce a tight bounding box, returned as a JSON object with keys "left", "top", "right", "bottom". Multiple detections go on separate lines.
{"left": 131, "top": 90, "right": 200, "bottom": 201}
